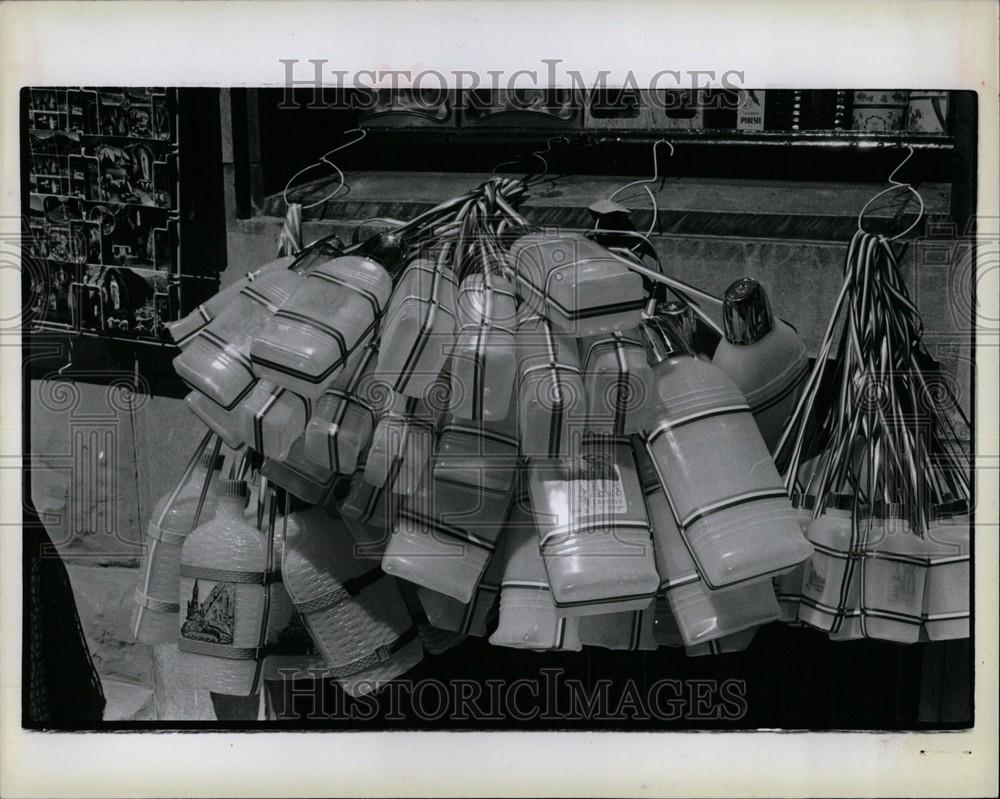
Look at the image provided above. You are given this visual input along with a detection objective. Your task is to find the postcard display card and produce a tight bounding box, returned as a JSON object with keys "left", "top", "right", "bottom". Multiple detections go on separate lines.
{"left": 26, "top": 87, "right": 180, "bottom": 341}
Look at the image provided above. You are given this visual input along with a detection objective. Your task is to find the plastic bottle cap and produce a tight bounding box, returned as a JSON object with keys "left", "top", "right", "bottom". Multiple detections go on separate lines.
{"left": 660, "top": 300, "right": 698, "bottom": 351}
{"left": 640, "top": 317, "right": 686, "bottom": 364}
{"left": 198, "top": 450, "right": 226, "bottom": 471}
{"left": 217, "top": 478, "right": 249, "bottom": 500}
{"left": 723, "top": 277, "right": 774, "bottom": 345}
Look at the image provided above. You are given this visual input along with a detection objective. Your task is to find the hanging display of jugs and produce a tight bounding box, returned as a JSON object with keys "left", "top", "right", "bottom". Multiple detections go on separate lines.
{"left": 178, "top": 478, "right": 293, "bottom": 696}
{"left": 641, "top": 316, "right": 812, "bottom": 590}
{"left": 579, "top": 329, "right": 652, "bottom": 435}
{"left": 515, "top": 311, "right": 587, "bottom": 459}
{"left": 281, "top": 503, "right": 423, "bottom": 697}
{"left": 172, "top": 266, "right": 305, "bottom": 410}
{"left": 376, "top": 257, "right": 458, "bottom": 399}
{"left": 166, "top": 256, "right": 297, "bottom": 351}
{"left": 490, "top": 496, "right": 583, "bottom": 652}
{"left": 578, "top": 607, "right": 658, "bottom": 651}
{"left": 250, "top": 254, "right": 393, "bottom": 399}
{"left": 449, "top": 271, "right": 518, "bottom": 422}
{"left": 508, "top": 232, "right": 646, "bottom": 336}
{"left": 133, "top": 441, "right": 224, "bottom": 644}
{"left": 634, "top": 439, "right": 781, "bottom": 646}
{"left": 303, "top": 341, "right": 382, "bottom": 474}
{"left": 712, "top": 278, "right": 808, "bottom": 453}
{"left": 528, "top": 435, "right": 659, "bottom": 616}
{"left": 922, "top": 501, "right": 970, "bottom": 641}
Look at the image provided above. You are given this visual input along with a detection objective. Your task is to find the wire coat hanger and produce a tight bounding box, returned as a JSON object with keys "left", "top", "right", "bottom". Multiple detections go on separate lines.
{"left": 857, "top": 145, "right": 925, "bottom": 242}
{"left": 606, "top": 139, "right": 674, "bottom": 236}
{"left": 282, "top": 128, "right": 368, "bottom": 210}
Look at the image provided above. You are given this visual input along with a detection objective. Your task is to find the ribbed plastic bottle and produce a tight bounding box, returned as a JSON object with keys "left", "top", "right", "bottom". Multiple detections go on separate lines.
{"left": 579, "top": 329, "right": 652, "bottom": 435}
{"left": 363, "top": 392, "right": 437, "bottom": 496}
{"left": 133, "top": 449, "right": 224, "bottom": 643}
{"left": 250, "top": 254, "right": 393, "bottom": 399}
{"left": 172, "top": 267, "right": 304, "bottom": 410}
{"left": 634, "top": 439, "right": 781, "bottom": 646}
{"left": 578, "top": 607, "right": 658, "bottom": 651}
{"left": 281, "top": 504, "right": 423, "bottom": 697}
{"left": 377, "top": 259, "right": 458, "bottom": 399}
{"left": 528, "top": 435, "right": 659, "bottom": 616}
{"left": 449, "top": 271, "right": 518, "bottom": 421}
{"left": 166, "top": 256, "right": 296, "bottom": 351}
{"left": 508, "top": 232, "right": 646, "bottom": 336}
{"left": 641, "top": 318, "right": 813, "bottom": 589}
{"left": 417, "top": 554, "right": 504, "bottom": 638}
{"left": 515, "top": 311, "right": 587, "bottom": 459}
{"left": 711, "top": 278, "right": 808, "bottom": 453}
{"left": 922, "top": 502, "right": 970, "bottom": 640}
{"left": 490, "top": 497, "right": 582, "bottom": 652}
{"left": 178, "top": 479, "right": 294, "bottom": 696}
{"left": 302, "top": 342, "right": 381, "bottom": 474}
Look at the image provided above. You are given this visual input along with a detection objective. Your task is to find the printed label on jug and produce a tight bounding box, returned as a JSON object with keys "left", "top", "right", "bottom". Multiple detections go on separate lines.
{"left": 573, "top": 453, "right": 627, "bottom": 515}
{"left": 181, "top": 579, "right": 236, "bottom": 645}
{"left": 890, "top": 563, "right": 917, "bottom": 603}
{"left": 805, "top": 563, "right": 826, "bottom": 593}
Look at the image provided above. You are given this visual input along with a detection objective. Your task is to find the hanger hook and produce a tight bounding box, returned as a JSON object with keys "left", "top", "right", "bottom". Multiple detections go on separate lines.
{"left": 608, "top": 139, "right": 674, "bottom": 201}
{"left": 857, "top": 145, "right": 924, "bottom": 242}
{"left": 283, "top": 128, "right": 367, "bottom": 210}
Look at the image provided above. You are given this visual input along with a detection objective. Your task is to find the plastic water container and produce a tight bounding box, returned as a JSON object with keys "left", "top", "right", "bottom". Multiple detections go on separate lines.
{"left": 261, "top": 436, "right": 339, "bottom": 506}
{"left": 508, "top": 232, "right": 646, "bottom": 336}
{"left": 236, "top": 380, "right": 310, "bottom": 462}
{"left": 394, "top": 579, "right": 467, "bottom": 657}
{"left": 382, "top": 478, "right": 496, "bottom": 604}
{"left": 859, "top": 510, "right": 927, "bottom": 644}
{"left": 641, "top": 319, "right": 812, "bottom": 589}
{"left": 712, "top": 278, "right": 808, "bottom": 453}
{"left": 579, "top": 329, "right": 653, "bottom": 435}
{"left": 490, "top": 498, "right": 583, "bottom": 652}
{"left": 337, "top": 468, "right": 397, "bottom": 535}
{"left": 516, "top": 312, "right": 587, "bottom": 459}
{"left": 578, "top": 607, "right": 658, "bottom": 651}
{"left": 798, "top": 502, "right": 856, "bottom": 634}
{"left": 133, "top": 449, "right": 223, "bottom": 644}
{"left": 303, "top": 342, "right": 383, "bottom": 474}
{"left": 685, "top": 626, "right": 758, "bottom": 657}
{"left": 922, "top": 506, "right": 970, "bottom": 640}
{"left": 417, "top": 555, "right": 503, "bottom": 637}
{"left": 178, "top": 479, "right": 294, "bottom": 696}
{"left": 652, "top": 597, "right": 684, "bottom": 648}
{"left": 173, "top": 267, "right": 304, "bottom": 410}
{"left": 166, "top": 256, "right": 296, "bottom": 350}
{"left": 528, "top": 436, "right": 659, "bottom": 617}
{"left": 185, "top": 390, "right": 245, "bottom": 451}
{"left": 250, "top": 255, "right": 393, "bottom": 398}
{"left": 377, "top": 259, "right": 458, "bottom": 398}
{"left": 363, "top": 393, "right": 437, "bottom": 496}
{"left": 635, "top": 440, "right": 780, "bottom": 645}
{"left": 432, "top": 414, "right": 519, "bottom": 545}
{"left": 450, "top": 272, "right": 518, "bottom": 421}
{"left": 282, "top": 504, "right": 423, "bottom": 697}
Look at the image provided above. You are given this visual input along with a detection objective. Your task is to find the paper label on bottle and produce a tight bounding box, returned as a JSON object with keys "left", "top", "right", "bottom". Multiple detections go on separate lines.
{"left": 573, "top": 455, "right": 627, "bottom": 516}
{"left": 180, "top": 579, "right": 236, "bottom": 645}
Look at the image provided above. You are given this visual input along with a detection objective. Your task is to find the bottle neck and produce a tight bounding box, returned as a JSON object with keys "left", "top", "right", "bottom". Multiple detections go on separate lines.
{"left": 214, "top": 496, "right": 247, "bottom": 519}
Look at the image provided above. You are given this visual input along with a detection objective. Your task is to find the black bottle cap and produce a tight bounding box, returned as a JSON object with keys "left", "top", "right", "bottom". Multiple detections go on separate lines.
{"left": 723, "top": 277, "right": 774, "bottom": 345}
